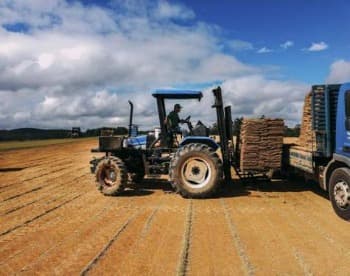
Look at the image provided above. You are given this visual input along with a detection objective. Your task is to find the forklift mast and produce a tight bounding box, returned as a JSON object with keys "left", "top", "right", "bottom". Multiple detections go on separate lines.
{"left": 212, "top": 86, "right": 232, "bottom": 183}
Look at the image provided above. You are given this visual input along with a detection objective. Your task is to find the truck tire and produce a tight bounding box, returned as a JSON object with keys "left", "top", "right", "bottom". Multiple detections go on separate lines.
{"left": 329, "top": 167, "right": 350, "bottom": 221}
{"left": 95, "top": 157, "right": 127, "bottom": 196}
{"left": 169, "top": 143, "right": 222, "bottom": 198}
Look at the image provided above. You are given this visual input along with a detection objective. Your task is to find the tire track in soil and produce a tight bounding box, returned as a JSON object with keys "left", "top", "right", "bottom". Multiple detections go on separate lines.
{"left": 0, "top": 191, "right": 104, "bottom": 264}
{"left": 0, "top": 158, "right": 85, "bottom": 193}
{"left": 187, "top": 199, "right": 245, "bottom": 275}
{"left": 0, "top": 172, "right": 89, "bottom": 216}
{"left": 0, "top": 163, "right": 72, "bottom": 192}
{"left": 0, "top": 161, "right": 71, "bottom": 190}
{"left": 286, "top": 182, "right": 350, "bottom": 240}
{"left": 258, "top": 204, "right": 312, "bottom": 275}
{"left": 89, "top": 194, "right": 188, "bottom": 276}
{"left": 0, "top": 142, "right": 94, "bottom": 188}
{"left": 0, "top": 161, "right": 89, "bottom": 200}
{"left": 80, "top": 212, "right": 140, "bottom": 276}
{"left": 0, "top": 149, "right": 90, "bottom": 175}
{"left": 87, "top": 195, "right": 164, "bottom": 275}
{"left": 0, "top": 149, "right": 64, "bottom": 168}
{"left": 0, "top": 161, "right": 77, "bottom": 195}
{"left": 18, "top": 204, "right": 146, "bottom": 275}
{"left": 0, "top": 174, "right": 91, "bottom": 236}
{"left": 0, "top": 193, "right": 82, "bottom": 237}
{"left": 0, "top": 166, "right": 89, "bottom": 214}
{"left": 248, "top": 180, "right": 350, "bottom": 275}
{"left": 220, "top": 198, "right": 255, "bottom": 276}
{"left": 30, "top": 211, "right": 138, "bottom": 275}
{"left": 0, "top": 193, "right": 145, "bottom": 274}
{"left": 1, "top": 186, "right": 43, "bottom": 202}
{"left": 292, "top": 248, "right": 313, "bottom": 276}
{"left": 222, "top": 190, "right": 310, "bottom": 275}
{"left": 272, "top": 182, "right": 350, "bottom": 274}
{"left": 0, "top": 168, "right": 89, "bottom": 210}
{"left": 0, "top": 139, "right": 94, "bottom": 167}
{"left": 254, "top": 188, "right": 319, "bottom": 275}
{"left": 176, "top": 199, "right": 192, "bottom": 276}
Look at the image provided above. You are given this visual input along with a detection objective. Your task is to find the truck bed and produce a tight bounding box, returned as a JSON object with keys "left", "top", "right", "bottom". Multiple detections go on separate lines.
{"left": 287, "top": 145, "right": 313, "bottom": 174}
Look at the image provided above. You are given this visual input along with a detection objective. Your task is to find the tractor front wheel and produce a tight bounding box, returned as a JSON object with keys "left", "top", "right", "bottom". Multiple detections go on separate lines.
{"left": 169, "top": 143, "right": 222, "bottom": 198}
{"left": 95, "top": 157, "right": 127, "bottom": 196}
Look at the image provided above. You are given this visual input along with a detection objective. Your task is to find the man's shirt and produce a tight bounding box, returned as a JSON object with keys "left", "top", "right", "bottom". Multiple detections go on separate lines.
{"left": 167, "top": 111, "right": 180, "bottom": 129}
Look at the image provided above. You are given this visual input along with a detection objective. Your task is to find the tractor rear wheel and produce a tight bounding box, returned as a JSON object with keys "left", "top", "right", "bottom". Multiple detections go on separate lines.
{"left": 169, "top": 143, "right": 222, "bottom": 198}
{"left": 95, "top": 157, "right": 127, "bottom": 196}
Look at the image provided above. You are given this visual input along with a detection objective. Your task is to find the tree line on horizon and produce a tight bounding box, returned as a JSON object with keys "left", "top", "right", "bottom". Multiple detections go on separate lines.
{"left": 0, "top": 120, "right": 300, "bottom": 141}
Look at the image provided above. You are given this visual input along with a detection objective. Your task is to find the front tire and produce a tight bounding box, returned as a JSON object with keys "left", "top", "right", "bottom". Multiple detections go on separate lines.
{"left": 329, "top": 167, "right": 350, "bottom": 221}
{"left": 169, "top": 143, "right": 222, "bottom": 198}
{"left": 95, "top": 157, "right": 127, "bottom": 196}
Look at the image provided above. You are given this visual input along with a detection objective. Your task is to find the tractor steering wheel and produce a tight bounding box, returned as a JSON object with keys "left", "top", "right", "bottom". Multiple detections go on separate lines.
{"left": 184, "top": 115, "right": 191, "bottom": 122}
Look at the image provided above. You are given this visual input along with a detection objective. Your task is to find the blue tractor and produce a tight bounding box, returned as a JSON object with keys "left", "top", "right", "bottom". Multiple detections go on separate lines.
{"left": 90, "top": 87, "right": 233, "bottom": 198}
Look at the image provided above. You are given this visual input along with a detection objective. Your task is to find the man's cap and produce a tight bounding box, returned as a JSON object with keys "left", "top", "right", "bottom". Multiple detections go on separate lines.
{"left": 174, "top": 103, "right": 182, "bottom": 109}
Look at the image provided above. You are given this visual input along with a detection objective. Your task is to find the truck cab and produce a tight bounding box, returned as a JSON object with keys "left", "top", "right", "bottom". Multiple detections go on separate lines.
{"left": 335, "top": 83, "right": 350, "bottom": 156}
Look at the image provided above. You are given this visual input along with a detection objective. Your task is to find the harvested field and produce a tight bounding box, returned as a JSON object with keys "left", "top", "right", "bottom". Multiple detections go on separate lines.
{"left": 0, "top": 139, "right": 349, "bottom": 275}
{"left": 0, "top": 137, "right": 96, "bottom": 152}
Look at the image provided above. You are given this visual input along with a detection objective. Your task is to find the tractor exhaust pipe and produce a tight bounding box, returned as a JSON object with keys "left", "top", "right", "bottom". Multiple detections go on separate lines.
{"left": 128, "top": 100, "right": 133, "bottom": 137}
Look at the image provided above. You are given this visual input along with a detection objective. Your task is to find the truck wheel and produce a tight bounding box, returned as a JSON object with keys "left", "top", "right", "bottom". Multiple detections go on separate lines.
{"left": 95, "top": 157, "right": 127, "bottom": 196}
{"left": 169, "top": 143, "right": 222, "bottom": 198}
{"left": 329, "top": 167, "right": 350, "bottom": 221}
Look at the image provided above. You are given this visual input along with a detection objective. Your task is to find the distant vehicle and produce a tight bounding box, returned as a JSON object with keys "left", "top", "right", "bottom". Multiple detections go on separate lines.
{"left": 71, "top": 127, "right": 81, "bottom": 138}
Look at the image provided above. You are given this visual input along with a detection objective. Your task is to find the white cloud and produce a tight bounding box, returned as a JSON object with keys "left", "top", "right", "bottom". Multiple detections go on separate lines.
{"left": 307, "top": 41, "right": 328, "bottom": 52}
{"left": 228, "top": 40, "right": 254, "bottom": 51}
{"left": 219, "top": 76, "right": 307, "bottom": 122}
{"left": 327, "top": 59, "right": 350, "bottom": 83}
{"left": 154, "top": 1, "right": 195, "bottom": 20}
{"left": 257, "top": 47, "right": 273, "bottom": 54}
{"left": 0, "top": 0, "right": 308, "bottom": 130}
{"left": 280, "top": 40, "right": 294, "bottom": 49}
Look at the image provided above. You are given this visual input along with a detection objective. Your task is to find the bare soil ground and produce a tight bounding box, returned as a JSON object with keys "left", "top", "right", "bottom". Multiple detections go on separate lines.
{"left": 0, "top": 139, "right": 349, "bottom": 275}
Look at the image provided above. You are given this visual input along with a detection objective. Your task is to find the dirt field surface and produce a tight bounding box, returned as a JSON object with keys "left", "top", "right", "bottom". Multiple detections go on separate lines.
{"left": 0, "top": 137, "right": 95, "bottom": 152}
{"left": 0, "top": 139, "right": 349, "bottom": 275}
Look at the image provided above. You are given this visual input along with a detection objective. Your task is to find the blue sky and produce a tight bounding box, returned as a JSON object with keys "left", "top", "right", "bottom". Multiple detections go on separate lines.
{"left": 189, "top": 0, "right": 350, "bottom": 83}
{"left": 0, "top": 0, "right": 350, "bottom": 129}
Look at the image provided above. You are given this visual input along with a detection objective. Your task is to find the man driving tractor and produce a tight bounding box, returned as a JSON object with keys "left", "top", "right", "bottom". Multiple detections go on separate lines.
{"left": 165, "top": 103, "right": 187, "bottom": 133}
{"left": 164, "top": 103, "right": 189, "bottom": 147}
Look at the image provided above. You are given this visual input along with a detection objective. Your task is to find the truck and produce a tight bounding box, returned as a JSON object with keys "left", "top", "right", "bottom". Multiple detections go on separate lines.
{"left": 71, "top": 127, "right": 81, "bottom": 138}
{"left": 286, "top": 83, "right": 350, "bottom": 220}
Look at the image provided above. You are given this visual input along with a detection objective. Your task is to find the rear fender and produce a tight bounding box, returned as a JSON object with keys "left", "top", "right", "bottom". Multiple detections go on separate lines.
{"left": 179, "top": 136, "right": 219, "bottom": 151}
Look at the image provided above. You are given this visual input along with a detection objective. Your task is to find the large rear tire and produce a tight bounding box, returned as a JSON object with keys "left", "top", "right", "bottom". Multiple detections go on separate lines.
{"left": 169, "top": 143, "right": 222, "bottom": 198}
{"left": 95, "top": 157, "right": 127, "bottom": 196}
{"left": 329, "top": 167, "right": 350, "bottom": 221}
